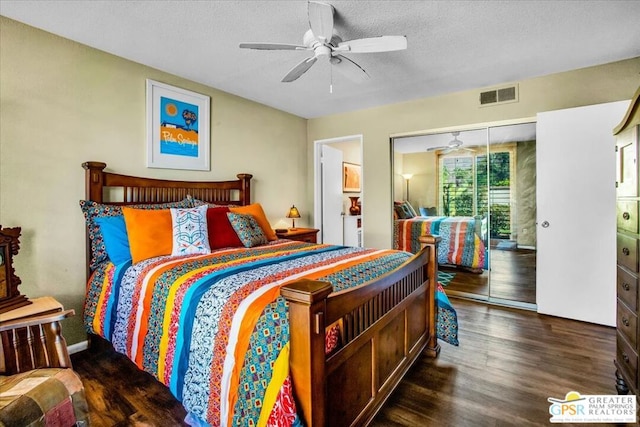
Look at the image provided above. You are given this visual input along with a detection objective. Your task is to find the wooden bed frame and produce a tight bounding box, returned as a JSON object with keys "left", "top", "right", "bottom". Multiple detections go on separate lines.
{"left": 82, "top": 161, "right": 440, "bottom": 427}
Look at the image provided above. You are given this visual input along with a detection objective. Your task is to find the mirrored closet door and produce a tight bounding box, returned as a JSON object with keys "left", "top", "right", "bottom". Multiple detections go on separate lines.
{"left": 392, "top": 121, "right": 536, "bottom": 307}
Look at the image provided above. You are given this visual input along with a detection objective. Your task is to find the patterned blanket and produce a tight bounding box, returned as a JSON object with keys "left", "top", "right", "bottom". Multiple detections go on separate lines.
{"left": 0, "top": 368, "right": 90, "bottom": 426}
{"left": 84, "top": 240, "right": 457, "bottom": 426}
{"left": 394, "top": 216, "right": 486, "bottom": 271}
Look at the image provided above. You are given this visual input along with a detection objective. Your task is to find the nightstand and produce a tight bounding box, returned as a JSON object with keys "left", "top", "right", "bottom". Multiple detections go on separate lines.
{"left": 276, "top": 228, "right": 319, "bottom": 243}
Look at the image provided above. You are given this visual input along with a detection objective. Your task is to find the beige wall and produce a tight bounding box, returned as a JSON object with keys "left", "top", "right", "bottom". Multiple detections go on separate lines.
{"left": 400, "top": 151, "right": 438, "bottom": 210}
{"left": 0, "top": 18, "right": 307, "bottom": 344}
{"left": 308, "top": 57, "right": 640, "bottom": 249}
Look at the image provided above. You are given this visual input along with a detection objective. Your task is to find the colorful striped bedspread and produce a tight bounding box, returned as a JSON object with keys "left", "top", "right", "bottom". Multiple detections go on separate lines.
{"left": 394, "top": 216, "right": 486, "bottom": 271}
{"left": 84, "top": 240, "right": 458, "bottom": 426}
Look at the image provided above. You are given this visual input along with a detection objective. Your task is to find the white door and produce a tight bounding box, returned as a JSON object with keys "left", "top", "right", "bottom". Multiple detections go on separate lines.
{"left": 321, "top": 145, "right": 345, "bottom": 244}
{"left": 537, "top": 100, "right": 629, "bottom": 326}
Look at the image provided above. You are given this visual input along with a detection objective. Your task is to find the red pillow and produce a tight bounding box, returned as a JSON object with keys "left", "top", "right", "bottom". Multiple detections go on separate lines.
{"left": 206, "top": 207, "right": 243, "bottom": 249}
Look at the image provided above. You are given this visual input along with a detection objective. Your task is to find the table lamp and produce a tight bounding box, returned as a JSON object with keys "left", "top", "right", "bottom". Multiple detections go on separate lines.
{"left": 287, "top": 205, "right": 301, "bottom": 230}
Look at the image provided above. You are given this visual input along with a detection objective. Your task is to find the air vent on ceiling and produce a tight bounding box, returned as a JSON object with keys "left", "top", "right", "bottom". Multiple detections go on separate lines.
{"left": 479, "top": 84, "right": 519, "bottom": 107}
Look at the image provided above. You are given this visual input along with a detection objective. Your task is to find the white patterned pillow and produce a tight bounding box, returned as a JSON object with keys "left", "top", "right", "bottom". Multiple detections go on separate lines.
{"left": 227, "top": 212, "right": 268, "bottom": 248}
{"left": 170, "top": 205, "right": 211, "bottom": 256}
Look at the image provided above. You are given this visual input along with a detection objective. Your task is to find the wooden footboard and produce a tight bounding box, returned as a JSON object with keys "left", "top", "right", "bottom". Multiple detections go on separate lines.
{"left": 281, "top": 236, "right": 440, "bottom": 427}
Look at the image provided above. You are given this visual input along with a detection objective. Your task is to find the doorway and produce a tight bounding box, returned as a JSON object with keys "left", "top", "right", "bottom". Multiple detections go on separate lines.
{"left": 314, "top": 135, "right": 363, "bottom": 246}
{"left": 391, "top": 121, "right": 537, "bottom": 308}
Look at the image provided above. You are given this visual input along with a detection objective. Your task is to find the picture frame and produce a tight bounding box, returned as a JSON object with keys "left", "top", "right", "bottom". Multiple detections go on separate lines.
{"left": 343, "top": 162, "right": 361, "bottom": 193}
{"left": 146, "top": 79, "right": 211, "bottom": 171}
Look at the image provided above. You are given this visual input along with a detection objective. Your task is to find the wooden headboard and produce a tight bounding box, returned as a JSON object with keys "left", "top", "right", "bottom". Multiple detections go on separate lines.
{"left": 82, "top": 161, "right": 253, "bottom": 206}
{"left": 82, "top": 161, "right": 253, "bottom": 279}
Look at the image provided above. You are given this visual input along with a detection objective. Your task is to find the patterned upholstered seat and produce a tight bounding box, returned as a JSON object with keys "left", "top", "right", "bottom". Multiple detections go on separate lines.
{"left": 0, "top": 368, "right": 90, "bottom": 426}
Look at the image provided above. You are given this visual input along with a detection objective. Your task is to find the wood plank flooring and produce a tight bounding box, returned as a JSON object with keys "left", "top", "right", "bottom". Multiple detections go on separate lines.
{"left": 71, "top": 298, "right": 626, "bottom": 426}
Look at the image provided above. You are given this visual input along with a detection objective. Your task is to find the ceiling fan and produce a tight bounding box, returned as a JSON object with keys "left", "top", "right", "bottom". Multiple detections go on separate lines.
{"left": 239, "top": 1, "right": 407, "bottom": 83}
{"left": 426, "top": 132, "right": 475, "bottom": 154}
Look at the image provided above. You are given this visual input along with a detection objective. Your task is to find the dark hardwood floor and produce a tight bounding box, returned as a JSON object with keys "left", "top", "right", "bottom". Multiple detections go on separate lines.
{"left": 71, "top": 298, "right": 629, "bottom": 426}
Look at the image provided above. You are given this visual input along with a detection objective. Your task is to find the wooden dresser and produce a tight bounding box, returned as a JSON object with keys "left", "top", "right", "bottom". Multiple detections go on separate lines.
{"left": 615, "top": 87, "right": 640, "bottom": 399}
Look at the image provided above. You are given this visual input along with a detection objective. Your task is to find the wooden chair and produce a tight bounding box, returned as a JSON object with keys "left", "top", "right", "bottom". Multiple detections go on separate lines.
{"left": 0, "top": 309, "right": 74, "bottom": 374}
{"left": 0, "top": 309, "right": 91, "bottom": 426}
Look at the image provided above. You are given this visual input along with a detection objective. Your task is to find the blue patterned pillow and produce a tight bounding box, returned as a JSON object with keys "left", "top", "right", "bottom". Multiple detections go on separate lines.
{"left": 95, "top": 215, "right": 131, "bottom": 265}
{"left": 170, "top": 205, "right": 211, "bottom": 256}
{"left": 227, "top": 212, "right": 268, "bottom": 248}
{"left": 80, "top": 197, "right": 194, "bottom": 270}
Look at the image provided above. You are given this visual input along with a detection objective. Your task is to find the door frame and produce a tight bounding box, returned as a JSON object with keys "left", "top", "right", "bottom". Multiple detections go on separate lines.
{"left": 314, "top": 134, "right": 364, "bottom": 244}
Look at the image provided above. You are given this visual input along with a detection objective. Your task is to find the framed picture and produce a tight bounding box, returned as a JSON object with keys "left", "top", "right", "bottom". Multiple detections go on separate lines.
{"left": 146, "top": 79, "right": 211, "bottom": 170}
{"left": 343, "top": 162, "right": 361, "bottom": 193}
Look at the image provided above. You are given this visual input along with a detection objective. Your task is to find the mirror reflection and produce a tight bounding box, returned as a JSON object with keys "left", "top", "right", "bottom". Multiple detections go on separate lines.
{"left": 392, "top": 122, "right": 536, "bottom": 307}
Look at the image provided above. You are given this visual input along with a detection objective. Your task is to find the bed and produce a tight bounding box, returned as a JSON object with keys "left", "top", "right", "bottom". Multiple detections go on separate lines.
{"left": 393, "top": 214, "right": 487, "bottom": 272}
{"left": 80, "top": 161, "right": 455, "bottom": 427}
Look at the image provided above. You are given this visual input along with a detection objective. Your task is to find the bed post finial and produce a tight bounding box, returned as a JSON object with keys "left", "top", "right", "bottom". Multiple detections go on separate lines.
{"left": 237, "top": 173, "right": 253, "bottom": 205}
{"left": 82, "top": 162, "right": 107, "bottom": 203}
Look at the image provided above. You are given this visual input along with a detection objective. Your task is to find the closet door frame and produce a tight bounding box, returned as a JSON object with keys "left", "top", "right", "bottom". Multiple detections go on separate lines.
{"left": 391, "top": 117, "right": 537, "bottom": 308}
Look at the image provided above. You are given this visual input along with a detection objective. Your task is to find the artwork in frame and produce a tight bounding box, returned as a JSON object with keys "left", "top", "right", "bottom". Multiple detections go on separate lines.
{"left": 146, "top": 79, "right": 211, "bottom": 171}
{"left": 343, "top": 162, "right": 361, "bottom": 193}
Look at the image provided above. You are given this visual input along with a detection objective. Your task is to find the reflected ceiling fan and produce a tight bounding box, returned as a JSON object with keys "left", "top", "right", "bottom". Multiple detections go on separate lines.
{"left": 239, "top": 1, "right": 407, "bottom": 83}
{"left": 426, "top": 132, "right": 475, "bottom": 154}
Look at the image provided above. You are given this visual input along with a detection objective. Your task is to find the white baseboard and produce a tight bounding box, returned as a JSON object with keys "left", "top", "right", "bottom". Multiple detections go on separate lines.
{"left": 68, "top": 340, "right": 89, "bottom": 355}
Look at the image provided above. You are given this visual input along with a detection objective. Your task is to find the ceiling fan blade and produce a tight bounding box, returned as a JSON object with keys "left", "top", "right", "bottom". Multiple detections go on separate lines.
{"left": 239, "top": 42, "right": 308, "bottom": 51}
{"left": 282, "top": 56, "right": 318, "bottom": 82}
{"left": 308, "top": 1, "right": 334, "bottom": 42}
{"left": 426, "top": 146, "right": 449, "bottom": 152}
{"left": 337, "top": 36, "right": 407, "bottom": 53}
{"left": 331, "top": 54, "right": 370, "bottom": 82}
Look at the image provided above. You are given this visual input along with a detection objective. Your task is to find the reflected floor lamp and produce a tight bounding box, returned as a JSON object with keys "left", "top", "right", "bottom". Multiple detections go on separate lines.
{"left": 401, "top": 173, "right": 413, "bottom": 201}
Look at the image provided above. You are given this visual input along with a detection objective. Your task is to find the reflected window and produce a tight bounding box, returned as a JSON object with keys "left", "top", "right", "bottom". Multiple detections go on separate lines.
{"left": 438, "top": 146, "right": 515, "bottom": 238}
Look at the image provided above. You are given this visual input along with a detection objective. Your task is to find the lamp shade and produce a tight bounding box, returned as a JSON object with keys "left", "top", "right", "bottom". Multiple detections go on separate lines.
{"left": 401, "top": 173, "right": 414, "bottom": 180}
{"left": 287, "top": 205, "right": 301, "bottom": 219}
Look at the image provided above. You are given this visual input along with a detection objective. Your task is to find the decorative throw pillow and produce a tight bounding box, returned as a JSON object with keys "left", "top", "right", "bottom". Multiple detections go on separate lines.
{"left": 192, "top": 198, "right": 237, "bottom": 208}
{"left": 419, "top": 206, "right": 437, "bottom": 216}
{"left": 206, "top": 206, "right": 243, "bottom": 249}
{"left": 403, "top": 201, "right": 418, "bottom": 217}
{"left": 170, "top": 205, "right": 211, "bottom": 256}
{"left": 227, "top": 212, "right": 268, "bottom": 248}
{"left": 229, "top": 203, "right": 277, "bottom": 241}
{"left": 95, "top": 215, "right": 131, "bottom": 265}
{"left": 122, "top": 207, "right": 173, "bottom": 264}
{"left": 394, "top": 204, "right": 411, "bottom": 220}
{"left": 80, "top": 198, "right": 194, "bottom": 270}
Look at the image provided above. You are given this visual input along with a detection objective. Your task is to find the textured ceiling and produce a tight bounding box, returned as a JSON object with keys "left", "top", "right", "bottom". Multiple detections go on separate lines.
{"left": 1, "top": 0, "right": 639, "bottom": 118}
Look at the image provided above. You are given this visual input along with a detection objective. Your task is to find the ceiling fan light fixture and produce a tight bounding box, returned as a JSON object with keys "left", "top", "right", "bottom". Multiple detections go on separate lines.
{"left": 426, "top": 131, "right": 474, "bottom": 153}
{"left": 449, "top": 131, "right": 462, "bottom": 145}
{"left": 239, "top": 1, "right": 407, "bottom": 83}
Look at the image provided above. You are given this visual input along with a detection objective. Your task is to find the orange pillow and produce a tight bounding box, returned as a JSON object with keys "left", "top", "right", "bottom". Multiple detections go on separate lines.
{"left": 229, "top": 203, "right": 277, "bottom": 241}
{"left": 122, "top": 207, "right": 173, "bottom": 263}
